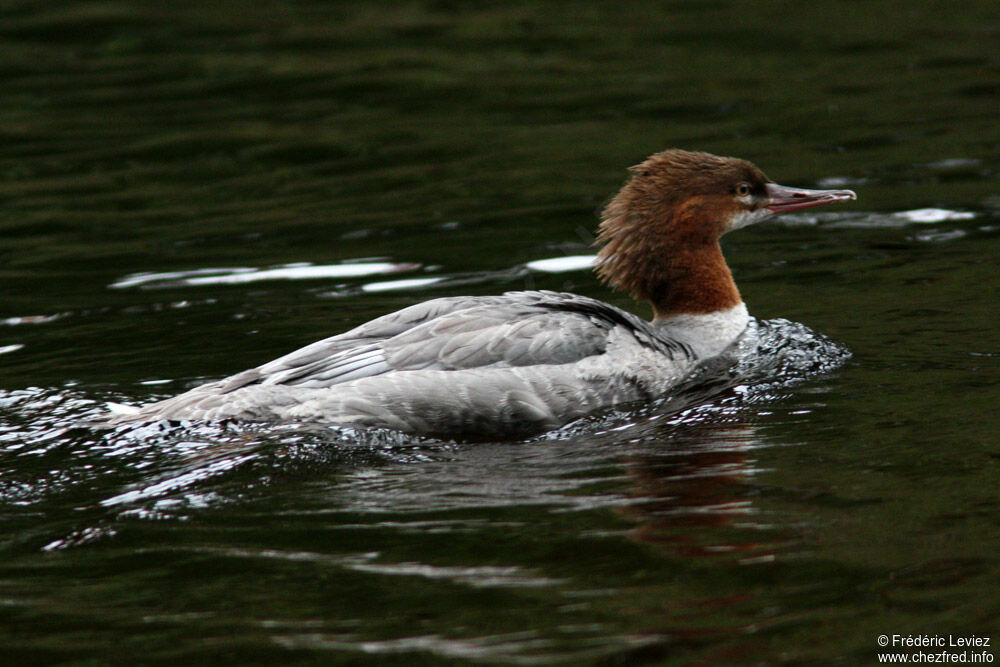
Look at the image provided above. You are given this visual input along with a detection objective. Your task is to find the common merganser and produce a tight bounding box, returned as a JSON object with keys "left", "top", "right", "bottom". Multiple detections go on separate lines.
{"left": 106, "top": 149, "right": 855, "bottom": 436}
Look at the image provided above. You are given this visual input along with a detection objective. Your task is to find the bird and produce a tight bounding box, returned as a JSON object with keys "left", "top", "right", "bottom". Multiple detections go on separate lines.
{"left": 105, "top": 149, "right": 856, "bottom": 437}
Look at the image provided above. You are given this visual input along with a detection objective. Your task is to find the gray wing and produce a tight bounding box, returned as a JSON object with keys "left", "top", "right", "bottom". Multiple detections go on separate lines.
{"left": 219, "top": 291, "right": 688, "bottom": 391}
{"left": 209, "top": 294, "right": 499, "bottom": 391}
{"left": 243, "top": 291, "right": 641, "bottom": 389}
{"left": 108, "top": 291, "right": 690, "bottom": 424}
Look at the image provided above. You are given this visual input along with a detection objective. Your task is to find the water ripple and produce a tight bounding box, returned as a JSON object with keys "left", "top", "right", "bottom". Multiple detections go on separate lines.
{"left": 0, "top": 312, "right": 849, "bottom": 559}
{"left": 110, "top": 260, "right": 420, "bottom": 289}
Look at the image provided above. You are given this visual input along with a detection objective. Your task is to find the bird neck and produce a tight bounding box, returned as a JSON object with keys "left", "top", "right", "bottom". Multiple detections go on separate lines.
{"left": 648, "top": 240, "right": 743, "bottom": 321}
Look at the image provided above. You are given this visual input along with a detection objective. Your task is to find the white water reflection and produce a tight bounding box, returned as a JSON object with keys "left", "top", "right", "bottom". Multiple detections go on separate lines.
{"left": 357, "top": 255, "right": 597, "bottom": 293}
{"left": 892, "top": 208, "right": 976, "bottom": 223}
{"left": 110, "top": 253, "right": 603, "bottom": 296}
{"left": 361, "top": 277, "right": 445, "bottom": 293}
{"left": 818, "top": 208, "right": 978, "bottom": 229}
{"left": 111, "top": 261, "right": 420, "bottom": 289}
{"left": 1, "top": 314, "right": 66, "bottom": 327}
{"left": 524, "top": 255, "right": 596, "bottom": 273}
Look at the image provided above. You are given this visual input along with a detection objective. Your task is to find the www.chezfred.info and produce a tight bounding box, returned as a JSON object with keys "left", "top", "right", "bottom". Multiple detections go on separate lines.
{"left": 877, "top": 634, "right": 993, "bottom": 663}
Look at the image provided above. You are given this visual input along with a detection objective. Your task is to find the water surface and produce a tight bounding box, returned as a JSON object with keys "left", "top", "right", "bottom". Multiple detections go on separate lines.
{"left": 2, "top": 1, "right": 999, "bottom": 663}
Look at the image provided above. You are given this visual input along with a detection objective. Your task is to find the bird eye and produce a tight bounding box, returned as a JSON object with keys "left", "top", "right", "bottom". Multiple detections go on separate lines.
{"left": 735, "top": 183, "right": 751, "bottom": 197}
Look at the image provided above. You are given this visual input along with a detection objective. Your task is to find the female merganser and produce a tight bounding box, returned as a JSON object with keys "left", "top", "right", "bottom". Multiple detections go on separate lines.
{"left": 107, "top": 149, "right": 855, "bottom": 436}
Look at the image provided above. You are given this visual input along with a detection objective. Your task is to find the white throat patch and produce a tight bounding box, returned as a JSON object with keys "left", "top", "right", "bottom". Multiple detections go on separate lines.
{"left": 727, "top": 207, "right": 772, "bottom": 231}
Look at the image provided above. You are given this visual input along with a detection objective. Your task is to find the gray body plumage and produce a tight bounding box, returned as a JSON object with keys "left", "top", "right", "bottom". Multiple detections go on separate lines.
{"left": 108, "top": 290, "right": 741, "bottom": 436}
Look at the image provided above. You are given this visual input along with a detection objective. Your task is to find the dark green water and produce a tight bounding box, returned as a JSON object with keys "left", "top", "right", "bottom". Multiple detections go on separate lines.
{"left": 2, "top": 1, "right": 999, "bottom": 663}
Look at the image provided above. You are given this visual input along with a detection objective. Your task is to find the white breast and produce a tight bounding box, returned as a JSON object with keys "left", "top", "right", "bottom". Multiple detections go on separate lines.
{"left": 653, "top": 303, "right": 749, "bottom": 359}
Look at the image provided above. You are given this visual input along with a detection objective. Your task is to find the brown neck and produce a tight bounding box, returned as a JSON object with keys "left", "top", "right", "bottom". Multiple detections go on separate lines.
{"left": 647, "top": 241, "right": 742, "bottom": 320}
{"left": 596, "top": 197, "right": 743, "bottom": 321}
